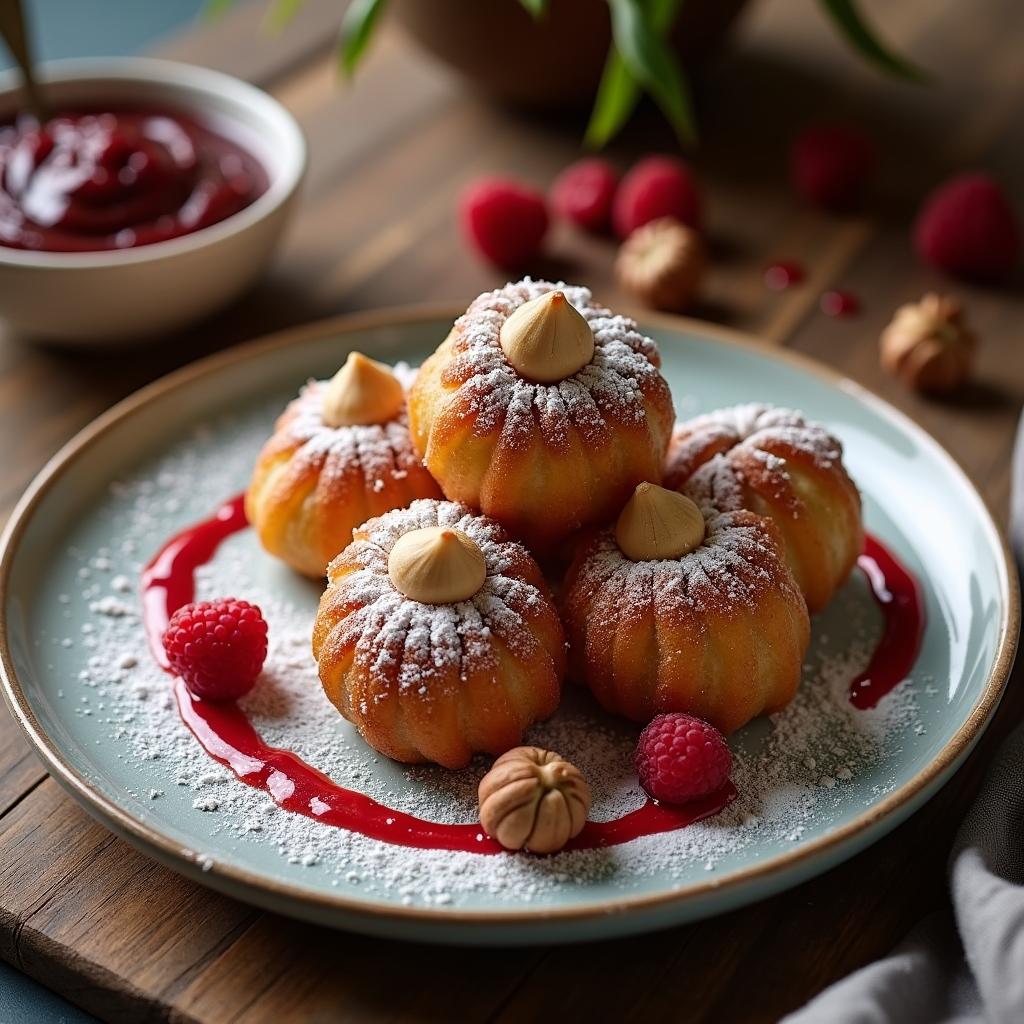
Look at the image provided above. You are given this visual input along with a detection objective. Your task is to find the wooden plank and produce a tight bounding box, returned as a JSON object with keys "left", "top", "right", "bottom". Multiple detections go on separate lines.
{"left": 0, "top": 716, "right": 43, "bottom": 819}
{"left": 271, "top": 33, "right": 460, "bottom": 200}
{"left": 178, "top": 916, "right": 539, "bottom": 1024}
{"left": 1, "top": 782, "right": 539, "bottom": 1024}
{"left": 0, "top": 781, "right": 258, "bottom": 1023}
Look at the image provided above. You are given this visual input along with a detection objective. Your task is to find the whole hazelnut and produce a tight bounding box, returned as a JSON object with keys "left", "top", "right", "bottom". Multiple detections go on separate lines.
{"left": 615, "top": 217, "right": 706, "bottom": 312}
{"left": 478, "top": 747, "right": 591, "bottom": 854}
{"left": 387, "top": 527, "right": 486, "bottom": 604}
{"left": 499, "top": 289, "right": 594, "bottom": 383}
{"left": 880, "top": 293, "right": 977, "bottom": 394}
{"left": 322, "top": 351, "right": 405, "bottom": 428}
{"left": 615, "top": 482, "right": 706, "bottom": 562}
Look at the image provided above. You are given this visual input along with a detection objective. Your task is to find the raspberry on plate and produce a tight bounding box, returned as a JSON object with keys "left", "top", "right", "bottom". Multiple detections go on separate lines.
{"left": 790, "top": 122, "right": 875, "bottom": 210}
{"left": 162, "top": 598, "right": 268, "bottom": 701}
{"left": 550, "top": 158, "right": 619, "bottom": 232}
{"left": 634, "top": 713, "right": 732, "bottom": 804}
{"left": 613, "top": 155, "right": 701, "bottom": 240}
{"left": 459, "top": 177, "right": 549, "bottom": 269}
{"left": 914, "top": 172, "right": 1020, "bottom": 281}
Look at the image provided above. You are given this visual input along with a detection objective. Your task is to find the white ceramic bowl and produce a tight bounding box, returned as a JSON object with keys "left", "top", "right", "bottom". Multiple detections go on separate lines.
{"left": 0, "top": 58, "right": 306, "bottom": 344}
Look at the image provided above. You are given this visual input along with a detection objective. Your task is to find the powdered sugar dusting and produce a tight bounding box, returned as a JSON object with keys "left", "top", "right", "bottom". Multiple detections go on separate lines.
{"left": 32, "top": 391, "right": 933, "bottom": 912}
{"left": 321, "top": 499, "right": 547, "bottom": 691}
{"left": 569, "top": 506, "right": 800, "bottom": 620}
{"left": 443, "top": 279, "right": 665, "bottom": 449}
{"left": 667, "top": 403, "right": 843, "bottom": 504}
{"left": 271, "top": 362, "right": 422, "bottom": 492}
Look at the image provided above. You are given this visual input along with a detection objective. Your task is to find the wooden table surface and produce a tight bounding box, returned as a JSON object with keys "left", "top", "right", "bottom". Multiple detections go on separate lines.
{"left": 2, "top": 0, "right": 1023, "bottom": 1020}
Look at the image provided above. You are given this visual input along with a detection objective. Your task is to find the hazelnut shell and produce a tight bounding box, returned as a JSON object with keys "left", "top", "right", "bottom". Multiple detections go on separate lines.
{"left": 880, "top": 293, "right": 976, "bottom": 395}
{"left": 478, "top": 747, "right": 591, "bottom": 854}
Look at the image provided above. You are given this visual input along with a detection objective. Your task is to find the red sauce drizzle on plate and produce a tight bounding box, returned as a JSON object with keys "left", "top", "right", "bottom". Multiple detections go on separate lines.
{"left": 142, "top": 495, "right": 735, "bottom": 854}
{"left": 141, "top": 495, "right": 924, "bottom": 853}
{"left": 849, "top": 536, "right": 926, "bottom": 709}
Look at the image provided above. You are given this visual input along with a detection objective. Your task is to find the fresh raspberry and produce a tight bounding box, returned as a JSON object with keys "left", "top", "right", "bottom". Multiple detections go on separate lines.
{"left": 162, "top": 598, "right": 268, "bottom": 701}
{"left": 550, "top": 158, "right": 619, "bottom": 232}
{"left": 612, "top": 156, "right": 701, "bottom": 240}
{"left": 460, "top": 177, "right": 549, "bottom": 269}
{"left": 790, "top": 122, "right": 875, "bottom": 210}
{"left": 634, "top": 713, "right": 732, "bottom": 804}
{"left": 914, "top": 173, "right": 1020, "bottom": 281}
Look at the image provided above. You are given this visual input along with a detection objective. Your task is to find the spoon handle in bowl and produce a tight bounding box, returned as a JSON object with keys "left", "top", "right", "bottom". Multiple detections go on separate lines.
{"left": 0, "top": 0, "right": 47, "bottom": 123}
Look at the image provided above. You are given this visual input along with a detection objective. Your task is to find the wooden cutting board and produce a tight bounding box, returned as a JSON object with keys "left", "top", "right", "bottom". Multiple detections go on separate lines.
{"left": 2, "top": 0, "right": 1024, "bottom": 1019}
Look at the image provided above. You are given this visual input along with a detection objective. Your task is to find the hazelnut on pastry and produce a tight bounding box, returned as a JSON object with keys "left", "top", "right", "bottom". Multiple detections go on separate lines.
{"left": 615, "top": 482, "right": 705, "bottom": 561}
{"left": 387, "top": 526, "right": 487, "bottom": 604}
{"left": 880, "top": 293, "right": 976, "bottom": 395}
{"left": 478, "top": 747, "right": 591, "bottom": 854}
{"left": 499, "top": 289, "right": 595, "bottom": 383}
{"left": 322, "top": 351, "right": 406, "bottom": 427}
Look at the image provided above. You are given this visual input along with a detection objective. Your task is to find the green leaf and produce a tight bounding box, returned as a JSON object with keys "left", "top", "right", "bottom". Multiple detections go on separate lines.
{"left": 518, "top": 0, "right": 550, "bottom": 17}
{"left": 818, "top": 0, "right": 927, "bottom": 80}
{"left": 585, "top": 0, "right": 680, "bottom": 147}
{"left": 606, "top": 0, "right": 696, "bottom": 145}
{"left": 338, "top": 0, "right": 388, "bottom": 77}
{"left": 646, "top": 0, "right": 684, "bottom": 34}
{"left": 264, "top": 0, "right": 307, "bottom": 33}
{"left": 585, "top": 51, "right": 641, "bottom": 148}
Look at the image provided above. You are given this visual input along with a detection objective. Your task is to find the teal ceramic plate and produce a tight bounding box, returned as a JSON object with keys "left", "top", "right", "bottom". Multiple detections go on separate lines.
{"left": 1, "top": 308, "right": 1018, "bottom": 945}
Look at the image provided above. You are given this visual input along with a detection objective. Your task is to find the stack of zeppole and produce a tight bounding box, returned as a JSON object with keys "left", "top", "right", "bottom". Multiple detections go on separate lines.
{"left": 245, "top": 279, "right": 863, "bottom": 767}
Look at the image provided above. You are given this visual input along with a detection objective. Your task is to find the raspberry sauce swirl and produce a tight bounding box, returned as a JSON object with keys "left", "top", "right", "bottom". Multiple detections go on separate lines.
{"left": 142, "top": 496, "right": 736, "bottom": 854}
{"left": 141, "top": 495, "right": 922, "bottom": 854}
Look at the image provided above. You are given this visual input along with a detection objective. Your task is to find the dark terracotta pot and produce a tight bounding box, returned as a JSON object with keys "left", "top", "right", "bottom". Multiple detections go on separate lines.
{"left": 392, "top": 0, "right": 751, "bottom": 108}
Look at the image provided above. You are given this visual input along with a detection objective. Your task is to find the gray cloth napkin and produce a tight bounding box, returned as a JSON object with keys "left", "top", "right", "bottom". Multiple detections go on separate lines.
{"left": 784, "top": 414, "right": 1024, "bottom": 1024}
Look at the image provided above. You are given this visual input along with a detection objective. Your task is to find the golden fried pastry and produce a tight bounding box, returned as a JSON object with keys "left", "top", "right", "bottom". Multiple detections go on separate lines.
{"left": 563, "top": 484, "right": 810, "bottom": 734}
{"left": 246, "top": 353, "right": 442, "bottom": 578}
{"left": 408, "top": 279, "right": 675, "bottom": 553}
{"left": 312, "top": 499, "right": 565, "bottom": 768}
{"left": 665, "top": 404, "right": 862, "bottom": 612}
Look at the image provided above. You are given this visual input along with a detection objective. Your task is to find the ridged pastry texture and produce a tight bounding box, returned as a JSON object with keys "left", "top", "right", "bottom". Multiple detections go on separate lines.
{"left": 246, "top": 373, "right": 442, "bottom": 578}
{"left": 312, "top": 499, "right": 566, "bottom": 769}
{"left": 408, "top": 279, "right": 675, "bottom": 553}
{"left": 665, "top": 404, "right": 863, "bottom": 612}
{"left": 562, "top": 504, "right": 810, "bottom": 734}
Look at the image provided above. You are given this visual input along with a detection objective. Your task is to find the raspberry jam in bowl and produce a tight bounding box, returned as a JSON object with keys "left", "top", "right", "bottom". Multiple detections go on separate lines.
{"left": 0, "top": 59, "right": 305, "bottom": 344}
{"left": 0, "top": 107, "right": 269, "bottom": 253}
